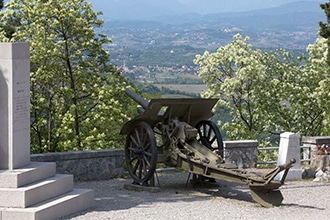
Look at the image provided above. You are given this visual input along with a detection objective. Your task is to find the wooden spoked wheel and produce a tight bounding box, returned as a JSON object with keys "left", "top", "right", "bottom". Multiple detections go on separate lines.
{"left": 195, "top": 120, "right": 224, "bottom": 158}
{"left": 125, "top": 121, "right": 158, "bottom": 185}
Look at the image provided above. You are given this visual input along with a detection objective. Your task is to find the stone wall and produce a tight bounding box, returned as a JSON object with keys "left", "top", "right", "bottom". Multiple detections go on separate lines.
{"left": 29, "top": 141, "right": 258, "bottom": 182}
{"left": 31, "top": 149, "right": 125, "bottom": 182}
{"left": 301, "top": 136, "right": 330, "bottom": 170}
{"left": 223, "top": 140, "right": 258, "bottom": 168}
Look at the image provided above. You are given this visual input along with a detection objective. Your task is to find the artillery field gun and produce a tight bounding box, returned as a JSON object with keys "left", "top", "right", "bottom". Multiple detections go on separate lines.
{"left": 120, "top": 89, "right": 296, "bottom": 207}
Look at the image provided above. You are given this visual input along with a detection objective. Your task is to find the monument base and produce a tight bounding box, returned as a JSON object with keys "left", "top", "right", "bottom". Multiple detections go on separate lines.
{"left": 0, "top": 162, "right": 55, "bottom": 188}
{"left": 0, "top": 162, "right": 94, "bottom": 219}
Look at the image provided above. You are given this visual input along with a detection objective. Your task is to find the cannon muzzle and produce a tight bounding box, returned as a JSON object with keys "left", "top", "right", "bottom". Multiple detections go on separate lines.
{"left": 126, "top": 89, "right": 150, "bottom": 110}
{"left": 262, "top": 158, "right": 296, "bottom": 185}
{"left": 278, "top": 158, "right": 296, "bottom": 171}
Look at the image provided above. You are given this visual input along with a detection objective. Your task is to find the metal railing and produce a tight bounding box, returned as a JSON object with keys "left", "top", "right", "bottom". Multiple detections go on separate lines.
{"left": 257, "top": 145, "right": 311, "bottom": 165}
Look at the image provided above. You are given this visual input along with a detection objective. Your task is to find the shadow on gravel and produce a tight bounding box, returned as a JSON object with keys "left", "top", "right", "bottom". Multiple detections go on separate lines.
{"left": 69, "top": 172, "right": 307, "bottom": 219}
{"left": 281, "top": 203, "right": 325, "bottom": 210}
{"left": 67, "top": 181, "right": 227, "bottom": 218}
{"left": 192, "top": 179, "right": 254, "bottom": 204}
{"left": 94, "top": 175, "right": 253, "bottom": 212}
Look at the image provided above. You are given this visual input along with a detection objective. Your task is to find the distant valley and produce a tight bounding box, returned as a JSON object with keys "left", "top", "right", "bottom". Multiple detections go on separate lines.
{"left": 98, "top": 1, "right": 325, "bottom": 86}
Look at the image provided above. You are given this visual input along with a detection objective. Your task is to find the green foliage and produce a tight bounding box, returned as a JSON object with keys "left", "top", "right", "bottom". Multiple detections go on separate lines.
{"left": 194, "top": 34, "right": 330, "bottom": 147}
{"left": 319, "top": 1, "right": 330, "bottom": 66}
{"left": 0, "top": 0, "right": 17, "bottom": 39}
{"left": 318, "top": 1, "right": 330, "bottom": 133}
{"left": 195, "top": 34, "right": 271, "bottom": 140}
{"left": 308, "top": 38, "right": 330, "bottom": 135}
{"left": 0, "top": 0, "right": 132, "bottom": 153}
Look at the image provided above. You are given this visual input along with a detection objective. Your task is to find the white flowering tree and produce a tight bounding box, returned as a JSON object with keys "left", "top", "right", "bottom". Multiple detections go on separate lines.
{"left": 0, "top": 0, "right": 131, "bottom": 152}
{"left": 319, "top": 1, "right": 330, "bottom": 66}
{"left": 194, "top": 34, "right": 270, "bottom": 140}
{"left": 318, "top": 1, "right": 330, "bottom": 134}
{"left": 194, "top": 34, "right": 329, "bottom": 144}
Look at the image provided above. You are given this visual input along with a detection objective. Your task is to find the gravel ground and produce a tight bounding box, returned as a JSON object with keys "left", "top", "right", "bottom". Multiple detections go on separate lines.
{"left": 64, "top": 171, "right": 330, "bottom": 220}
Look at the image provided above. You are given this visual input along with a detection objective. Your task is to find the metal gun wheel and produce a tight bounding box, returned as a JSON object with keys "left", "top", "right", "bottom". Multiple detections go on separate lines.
{"left": 195, "top": 120, "right": 224, "bottom": 157}
{"left": 125, "top": 121, "right": 157, "bottom": 185}
{"left": 194, "top": 120, "right": 224, "bottom": 183}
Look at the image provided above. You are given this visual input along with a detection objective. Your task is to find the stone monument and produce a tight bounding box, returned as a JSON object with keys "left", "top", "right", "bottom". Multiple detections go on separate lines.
{"left": 0, "top": 42, "right": 30, "bottom": 170}
{"left": 0, "top": 42, "right": 93, "bottom": 219}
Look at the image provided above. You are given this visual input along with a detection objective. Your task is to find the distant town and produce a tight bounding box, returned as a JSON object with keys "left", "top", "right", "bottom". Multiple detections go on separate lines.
{"left": 98, "top": 1, "right": 323, "bottom": 84}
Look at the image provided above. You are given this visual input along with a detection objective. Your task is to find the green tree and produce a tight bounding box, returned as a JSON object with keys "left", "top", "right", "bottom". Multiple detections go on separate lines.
{"left": 194, "top": 34, "right": 329, "bottom": 145}
{"left": 0, "top": 0, "right": 131, "bottom": 152}
{"left": 194, "top": 34, "right": 269, "bottom": 140}
{"left": 0, "top": 0, "right": 17, "bottom": 39}
{"left": 318, "top": 1, "right": 330, "bottom": 133}
{"left": 307, "top": 37, "right": 330, "bottom": 135}
{"left": 319, "top": 1, "right": 330, "bottom": 66}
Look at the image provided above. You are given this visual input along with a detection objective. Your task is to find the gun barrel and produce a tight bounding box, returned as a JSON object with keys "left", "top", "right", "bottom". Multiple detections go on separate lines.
{"left": 125, "top": 89, "right": 149, "bottom": 110}
{"left": 278, "top": 158, "right": 296, "bottom": 171}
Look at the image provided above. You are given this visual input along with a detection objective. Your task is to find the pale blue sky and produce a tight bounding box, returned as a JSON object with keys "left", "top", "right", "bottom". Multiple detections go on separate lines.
{"left": 90, "top": 0, "right": 322, "bottom": 13}
{"left": 3, "top": 0, "right": 324, "bottom": 20}
{"left": 89, "top": 0, "right": 323, "bottom": 20}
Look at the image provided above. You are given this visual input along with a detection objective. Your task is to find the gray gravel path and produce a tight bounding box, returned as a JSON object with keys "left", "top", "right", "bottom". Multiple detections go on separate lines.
{"left": 65, "top": 172, "right": 330, "bottom": 220}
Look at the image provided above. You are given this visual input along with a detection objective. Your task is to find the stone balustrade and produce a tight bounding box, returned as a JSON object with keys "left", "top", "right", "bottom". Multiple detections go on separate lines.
{"left": 25, "top": 136, "right": 330, "bottom": 183}
{"left": 30, "top": 141, "right": 258, "bottom": 182}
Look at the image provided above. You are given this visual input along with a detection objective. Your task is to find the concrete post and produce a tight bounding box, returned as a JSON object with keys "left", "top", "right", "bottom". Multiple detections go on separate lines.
{"left": 0, "top": 42, "right": 31, "bottom": 170}
{"left": 275, "top": 132, "right": 302, "bottom": 180}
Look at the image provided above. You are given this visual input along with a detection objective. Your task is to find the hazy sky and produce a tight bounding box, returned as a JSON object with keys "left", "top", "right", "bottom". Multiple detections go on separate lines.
{"left": 88, "top": 0, "right": 323, "bottom": 20}
{"left": 2, "top": 0, "right": 324, "bottom": 19}
{"left": 90, "top": 0, "right": 323, "bottom": 13}
{"left": 175, "top": 0, "right": 309, "bottom": 11}
{"left": 3, "top": 0, "right": 323, "bottom": 13}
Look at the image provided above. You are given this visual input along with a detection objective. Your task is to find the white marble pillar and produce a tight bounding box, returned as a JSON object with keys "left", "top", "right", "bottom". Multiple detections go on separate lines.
{"left": 275, "top": 132, "right": 302, "bottom": 180}
{"left": 0, "top": 42, "right": 30, "bottom": 170}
